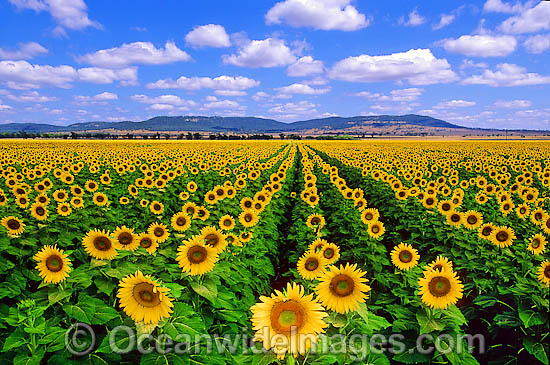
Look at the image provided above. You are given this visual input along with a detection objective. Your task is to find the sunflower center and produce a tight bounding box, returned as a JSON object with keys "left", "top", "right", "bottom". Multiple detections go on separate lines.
{"left": 187, "top": 245, "right": 207, "bottom": 264}
{"left": 532, "top": 239, "right": 540, "bottom": 249}
{"left": 118, "top": 232, "right": 133, "bottom": 245}
{"left": 544, "top": 266, "right": 550, "bottom": 279}
{"left": 311, "top": 217, "right": 320, "bottom": 225}
{"left": 39, "top": 197, "right": 47, "bottom": 203}
{"left": 140, "top": 237, "right": 153, "bottom": 248}
{"left": 304, "top": 258, "right": 319, "bottom": 271}
{"left": 205, "top": 233, "right": 219, "bottom": 247}
{"left": 426, "top": 198, "right": 434, "bottom": 205}
{"left": 46, "top": 255, "right": 63, "bottom": 272}
{"left": 61, "top": 205, "right": 68, "bottom": 212}
{"left": 154, "top": 204, "right": 161, "bottom": 210}
{"left": 176, "top": 217, "right": 187, "bottom": 226}
{"left": 271, "top": 300, "right": 305, "bottom": 334}
{"left": 482, "top": 226, "right": 492, "bottom": 236}
{"left": 244, "top": 214, "right": 252, "bottom": 222}
{"left": 244, "top": 201, "right": 252, "bottom": 208}
{"left": 467, "top": 215, "right": 477, "bottom": 224}
{"left": 96, "top": 195, "right": 104, "bottom": 202}
{"left": 154, "top": 227, "right": 164, "bottom": 237}
{"left": 365, "top": 213, "right": 373, "bottom": 220}
{"left": 451, "top": 214, "right": 461, "bottom": 222}
{"left": 399, "top": 250, "right": 413, "bottom": 263}
{"left": 224, "top": 219, "right": 232, "bottom": 226}
{"left": 520, "top": 208, "right": 526, "bottom": 214}
{"left": 535, "top": 212, "right": 542, "bottom": 220}
{"left": 7, "top": 219, "right": 20, "bottom": 230}
{"left": 428, "top": 276, "right": 451, "bottom": 297}
{"left": 330, "top": 274, "right": 355, "bottom": 297}
{"left": 371, "top": 225, "right": 380, "bottom": 233}
{"left": 323, "top": 248, "right": 334, "bottom": 259}
{"left": 133, "top": 283, "right": 161, "bottom": 307}
{"left": 496, "top": 231, "right": 509, "bottom": 242}
{"left": 94, "top": 236, "right": 112, "bottom": 251}
{"left": 442, "top": 203, "right": 451, "bottom": 211}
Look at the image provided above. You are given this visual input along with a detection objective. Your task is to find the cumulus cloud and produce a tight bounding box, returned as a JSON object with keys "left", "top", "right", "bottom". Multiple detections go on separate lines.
{"left": 0, "top": 42, "right": 47, "bottom": 60}
{"left": 432, "top": 14, "right": 455, "bottom": 30}
{"left": 146, "top": 75, "right": 259, "bottom": 91}
{"left": 434, "top": 100, "right": 476, "bottom": 109}
{"left": 77, "top": 41, "right": 190, "bottom": 68}
{"left": 204, "top": 98, "right": 240, "bottom": 109}
{"left": 0, "top": 104, "right": 13, "bottom": 111}
{"left": 462, "top": 63, "right": 550, "bottom": 87}
{"left": 439, "top": 34, "right": 517, "bottom": 57}
{"left": 132, "top": 94, "right": 197, "bottom": 111}
{"left": 185, "top": 24, "right": 231, "bottom": 48}
{"left": 523, "top": 34, "right": 550, "bottom": 54}
{"left": 328, "top": 48, "right": 457, "bottom": 85}
{"left": 93, "top": 92, "right": 118, "bottom": 100}
{"left": 74, "top": 92, "right": 118, "bottom": 104}
{"left": 0, "top": 60, "right": 77, "bottom": 89}
{"left": 483, "top": 0, "right": 526, "bottom": 14}
{"left": 493, "top": 99, "right": 532, "bottom": 108}
{"left": 399, "top": 9, "right": 426, "bottom": 27}
{"left": 265, "top": 0, "right": 369, "bottom": 31}
{"left": 77, "top": 67, "right": 137, "bottom": 85}
{"left": 287, "top": 56, "right": 324, "bottom": 77}
{"left": 6, "top": 90, "right": 58, "bottom": 102}
{"left": 222, "top": 38, "right": 296, "bottom": 68}
{"left": 213, "top": 90, "right": 247, "bottom": 96}
{"left": 275, "top": 83, "right": 330, "bottom": 96}
{"left": 8, "top": 0, "right": 101, "bottom": 35}
{"left": 460, "top": 59, "right": 489, "bottom": 69}
{"left": 499, "top": 1, "right": 550, "bottom": 34}
{"left": 267, "top": 100, "right": 318, "bottom": 120}
{"left": 355, "top": 88, "right": 423, "bottom": 102}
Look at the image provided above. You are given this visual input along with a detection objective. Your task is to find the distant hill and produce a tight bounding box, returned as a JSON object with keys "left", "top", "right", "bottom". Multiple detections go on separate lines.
{"left": 0, "top": 114, "right": 466, "bottom": 134}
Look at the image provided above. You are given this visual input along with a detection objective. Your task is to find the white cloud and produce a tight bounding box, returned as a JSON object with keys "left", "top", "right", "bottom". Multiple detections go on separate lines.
{"left": 354, "top": 88, "right": 423, "bottom": 102}
{"left": 524, "top": 34, "right": 550, "bottom": 54}
{"left": 252, "top": 91, "right": 271, "bottom": 101}
{"left": 434, "top": 100, "right": 476, "bottom": 109}
{"left": 77, "top": 67, "right": 137, "bottom": 85}
{"left": 432, "top": 14, "right": 455, "bottom": 30}
{"left": 400, "top": 9, "right": 426, "bottom": 27}
{"left": 77, "top": 41, "right": 190, "bottom": 68}
{"left": 439, "top": 35, "right": 517, "bottom": 57}
{"left": 222, "top": 38, "right": 296, "bottom": 68}
{"left": 73, "top": 92, "right": 118, "bottom": 105}
{"left": 149, "top": 104, "right": 174, "bottom": 111}
{"left": 204, "top": 99, "right": 240, "bottom": 109}
{"left": 328, "top": 48, "right": 457, "bottom": 85}
{"left": 132, "top": 94, "right": 196, "bottom": 107}
{"left": 93, "top": 92, "right": 118, "bottom": 100}
{"left": 483, "top": 0, "right": 525, "bottom": 14}
{"left": 0, "top": 42, "right": 47, "bottom": 60}
{"left": 6, "top": 91, "right": 58, "bottom": 102}
{"left": 275, "top": 83, "right": 330, "bottom": 96}
{"left": 0, "top": 104, "right": 13, "bottom": 112}
{"left": 287, "top": 56, "right": 324, "bottom": 77}
{"left": 147, "top": 75, "right": 259, "bottom": 90}
{"left": 493, "top": 99, "right": 532, "bottom": 108}
{"left": 460, "top": 59, "right": 489, "bottom": 69}
{"left": 267, "top": 100, "right": 318, "bottom": 120}
{"left": 185, "top": 24, "right": 231, "bottom": 48}
{"left": 213, "top": 90, "right": 247, "bottom": 96}
{"left": 499, "top": 1, "right": 550, "bottom": 34}
{"left": 8, "top": 0, "right": 101, "bottom": 34}
{"left": 463, "top": 63, "right": 550, "bottom": 87}
{"left": 265, "top": 0, "right": 369, "bottom": 31}
{"left": 0, "top": 60, "right": 76, "bottom": 89}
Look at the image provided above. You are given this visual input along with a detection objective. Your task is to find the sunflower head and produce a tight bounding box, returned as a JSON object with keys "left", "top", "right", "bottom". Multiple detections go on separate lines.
{"left": 1, "top": 216, "right": 25, "bottom": 236}
{"left": 138, "top": 233, "right": 159, "bottom": 254}
{"left": 200, "top": 226, "right": 228, "bottom": 253}
{"left": 112, "top": 226, "right": 139, "bottom": 251}
{"left": 320, "top": 243, "right": 340, "bottom": 265}
{"left": 418, "top": 269, "right": 464, "bottom": 309}
{"left": 33, "top": 245, "right": 71, "bottom": 284}
{"left": 391, "top": 243, "right": 420, "bottom": 271}
{"left": 297, "top": 251, "right": 327, "bottom": 280}
{"left": 171, "top": 212, "right": 191, "bottom": 232}
{"left": 176, "top": 238, "right": 218, "bottom": 276}
{"left": 537, "top": 260, "right": 550, "bottom": 287}
{"left": 83, "top": 229, "right": 118, "bottom": 260}
{"left": 148, "top": 222, "right": 170, "bottom": 243}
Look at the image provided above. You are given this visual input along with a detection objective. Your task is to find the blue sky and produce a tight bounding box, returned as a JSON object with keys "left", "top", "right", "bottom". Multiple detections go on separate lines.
{"left": 0, "top": 0, "right": 549, "bottom": 129}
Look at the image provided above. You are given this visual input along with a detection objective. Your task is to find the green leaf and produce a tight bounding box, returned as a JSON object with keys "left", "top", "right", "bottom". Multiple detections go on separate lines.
{"left": 140, "top": 353, "right": 188, "bottom": 365}
{"left": 48, "top": 287, "right": 73, "bottom": 305}
{"left": 162, "top": 302, "right": 204, "bottom": 338}
{"left": 416, "top": 308, "right": 445, "bottom": 334}
{"left": 518, "top": 303, "right": 547, "bottom": 328}
{"left": 13, "top": 348, "right": 45, "bottom": 365}
{"left": 355, "top": 303, "right": 391, "bottom": 334}
{"left": 523, "top": 336, "right": 549, "bottom": 365}
{"left": 2, "top": 327, "right": 27, "bottom": 351}
{"left": 190, "top": 277, "right": 218, "bottom": 302}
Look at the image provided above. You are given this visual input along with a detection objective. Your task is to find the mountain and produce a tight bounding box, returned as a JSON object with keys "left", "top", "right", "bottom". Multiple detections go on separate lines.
{"left": 0, "top": 114, "right": 464, "bottom": 134}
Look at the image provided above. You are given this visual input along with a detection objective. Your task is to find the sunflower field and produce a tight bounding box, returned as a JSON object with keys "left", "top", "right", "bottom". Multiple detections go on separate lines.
{"left": 0, "top": 139, "right": 548, "bottom": 365}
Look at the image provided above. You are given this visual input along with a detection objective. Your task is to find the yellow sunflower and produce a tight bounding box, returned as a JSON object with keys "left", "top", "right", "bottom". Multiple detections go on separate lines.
{"left": 85, "top": 180, "right": 99, "bottom": 192}
{"left": 315, "top": 263, "right": 371, "bottom": 314}
{"left": 30, "top": 203, "right": 48, "bottom": 221}
{"left": 390, "top": 243, "right": 420, "bottom": 271}
{"left": 93, "top": 192, "right": 108, "bottom": 207}
{"left": 117, "top": 271, "right": 174, "bottom": 325}
{"left": 418, "top": 269, "right": 463, "bottom": 309}
{"left": 462, "top": 210, "right": 483, "bottom": 230}
{"left": 138, "top": 233, "right": 159, "bottom": 254}
{"left": 33, "top": 245, "right": 71, "bottom": 284}
{"left": 200, "top": 226, "right": 228, "bottom": 253}
{"left": 149, "top": 201, "right": 164, "bottom": 215}
{"left": 308, "top": 238, "right": 328, "bottom": 253}
{"left": 1, "top": 216, "right": 25, "bottom": 236}
{"left": 537, "top": 260, "right": 550, "bottom": 287}
{"left": 250, "top": 282, "right": 328, "bottom": 359}
{"left": 367, "top": 220, "right": 385, "bottom": 239}
{"left": 239, "top": 210, "right": 260, "bottom": 228}
{"left": 297, "top": 251, "right": 327, "bottom": 280}
{"left": 112, "top": 226, "right": 139, "bottom": 251}
{"left": 240, "top": 231, "right": 253, "bottom": 242}
{"left": 148, "top": 222, "right": 170, "bottom": 243}
{"left": 361, "top": 208, "right": 379, "bottom": 225}
{"left": 176, "top": 237, "right": 218, "bottom": 275}
{"left": 57, "top": 202, "right": 72, "bottom": 217}
{"left": 445, "top": 211, "right": 463, "bottom": 228}
{"left": 426, "top": 255, "right": 454, "bottom": 273}
{"left": 219, "top": 214, "right": 236, "bottom": 231}
{"left": 53, "top": 189, "right": 68, "bottom": 202}
{"left": 489, "top": 226, "right": 516, "bottom": 248}
{"left": 320, "top": 242, "right": 340, "bottom": 265}
{"left": 478, "top": 223, "right": 496, "bottom": 240}
{"left": 170, "top": 212, "right": 191, "bottom": 232}
{"left": 306, "top": 214, "right": 325, "bottom": 231}
{"left": 82, "top": 229, "right": 118, "bottom": 260}
{"left": 527, "top": 234, "right": 546, "bottom": 255}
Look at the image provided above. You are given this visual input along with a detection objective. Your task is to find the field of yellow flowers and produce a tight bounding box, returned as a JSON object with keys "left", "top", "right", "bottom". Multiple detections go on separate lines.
{"left": 0, "top": 139, "right": 548, "bottom": 365}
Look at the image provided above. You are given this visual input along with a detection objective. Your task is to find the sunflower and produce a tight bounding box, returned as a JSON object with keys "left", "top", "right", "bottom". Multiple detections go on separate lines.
{"left": 117, "top": 271, "right": 174, "bottom": 325}
{"left": 15, "top": 195, "right": 29, "bottom": 208}
{"left": 57, "top": 202, "right": 72, "bottom": 217}
{"left": 516, "top": 204, "right": 530, "bottom": 219}
{"left": 148, "top": 222, "right": 170, "bottom": 243}
{"left": 527, "top": 234, "right": 547, "bottom": 255}
{"left": 194, "top": 207, "right": 210, "bottom": 221}
{"left": 53, "top": 189, "right": 68, "bottom": 202}
{"left": 320, "top": 242, "right": 340, "bottom": 265}
{"left": 437, "top": 200, "right": 455, "bottom": 216}
{"left": 112, "top": 226, "right": 139, "bottom": 251}
{"left": 367, "top": 221, "right": 385, "bottom": 239}
{"left": 226, "top": 233, "right": 241, "bottom": 247}
{"left": 543, "top": 214, "right": 550, "bottom": 235}
{"left": 462, "top": 210, "right": 483, "bottom": 230}
{"left": 70, "top": 197, "right": 84, "bottom": 208}
{"left": 446, "top": 211, "right": 463, "bottom": 228}
{"left": 297, "top": 251, "right": 327, "bottom": 280}
{"left": 179, "top": 191, "right": 190, "bottom": 201}
{"left": 315, "top": 263, "right": 370, "bottom": 314}
{"left": 425, "top": 255, "right": 453, "bottom": 273}
{"left": 240, "top": 231, "right": 253, "bottom": 243}
{"left": 33, "top": 245, "right": 71, "bottom": 284}
{"left": 30, "top": 203, "right": 48, "bottom": 221}
{"left": 204, "top": 191, "right": 218, "bottom": 204}
{"left": 182, "top": 202, "right": 197, "bottom": 217}
{"left": 138, "top": 233, "right": 159, "bottom": 254}
{"left": 239, "top": 210, "right": 260, "bottom": 228}
{"left": 240, "top": 197, "right": 254, "bottom": 211}
{"left": 140, "top": 199, "right": 149, "bottom": 208}
{"left": 0, "top": 193, "right": 7, "bottom": 206}
{"left": 82, "top": 229, "right": 118, "bottom": 260}
{"left": 306, "top": 214, "right": 325, "bottom": 230}
{"left": 200, "top": 226, "right": 228, "bottom": 253}
{"left": 490, "top": 226, "right": 516, "bottom": 248}
{"left": 119, "top": 196, "right": 130, "bottom": 205}
{"left": 418, "top": 269, "right": 463, "bottom": 309}
{"left": 176, "top": 237, "right": 218, "bottom": 275}
{"left": 250, "top": 282, "right": 328, "bottom": 359}
{"left": 149, "top": 201, "right": 164, "bottom": 215}
{"left": 85, "top": 180, "right": 99, "bottom": 192}
{"left": 537, "top": 260, "right": 550, "bottom": 287}
{"left": 390, "top": 243, "right": 420, "bottom": 271}
{"left": 308, "top": 238, "right": 328, "bottom": 253}
{"left": 361, "top": 208, "right": 379, "bottom": 225}
{"left": 171, "top": 212, "right": 191, "bottom": 232}
{"left": 478, "top": 223, "right": 496, "bottom": 240}
{"left": 219, "top": 215, "right": 236, "bottom": 231}
{"left": 93, "top": 192, "right": 108, "bottom": 207}
{"left": 422, "top": 195, "right": 438, "bottom": 209}
{"left": 187, "top": 181, "right": 197, "bottom": 192}
{"left": 1, "top": 216, "right": 25, "bottom": 236}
